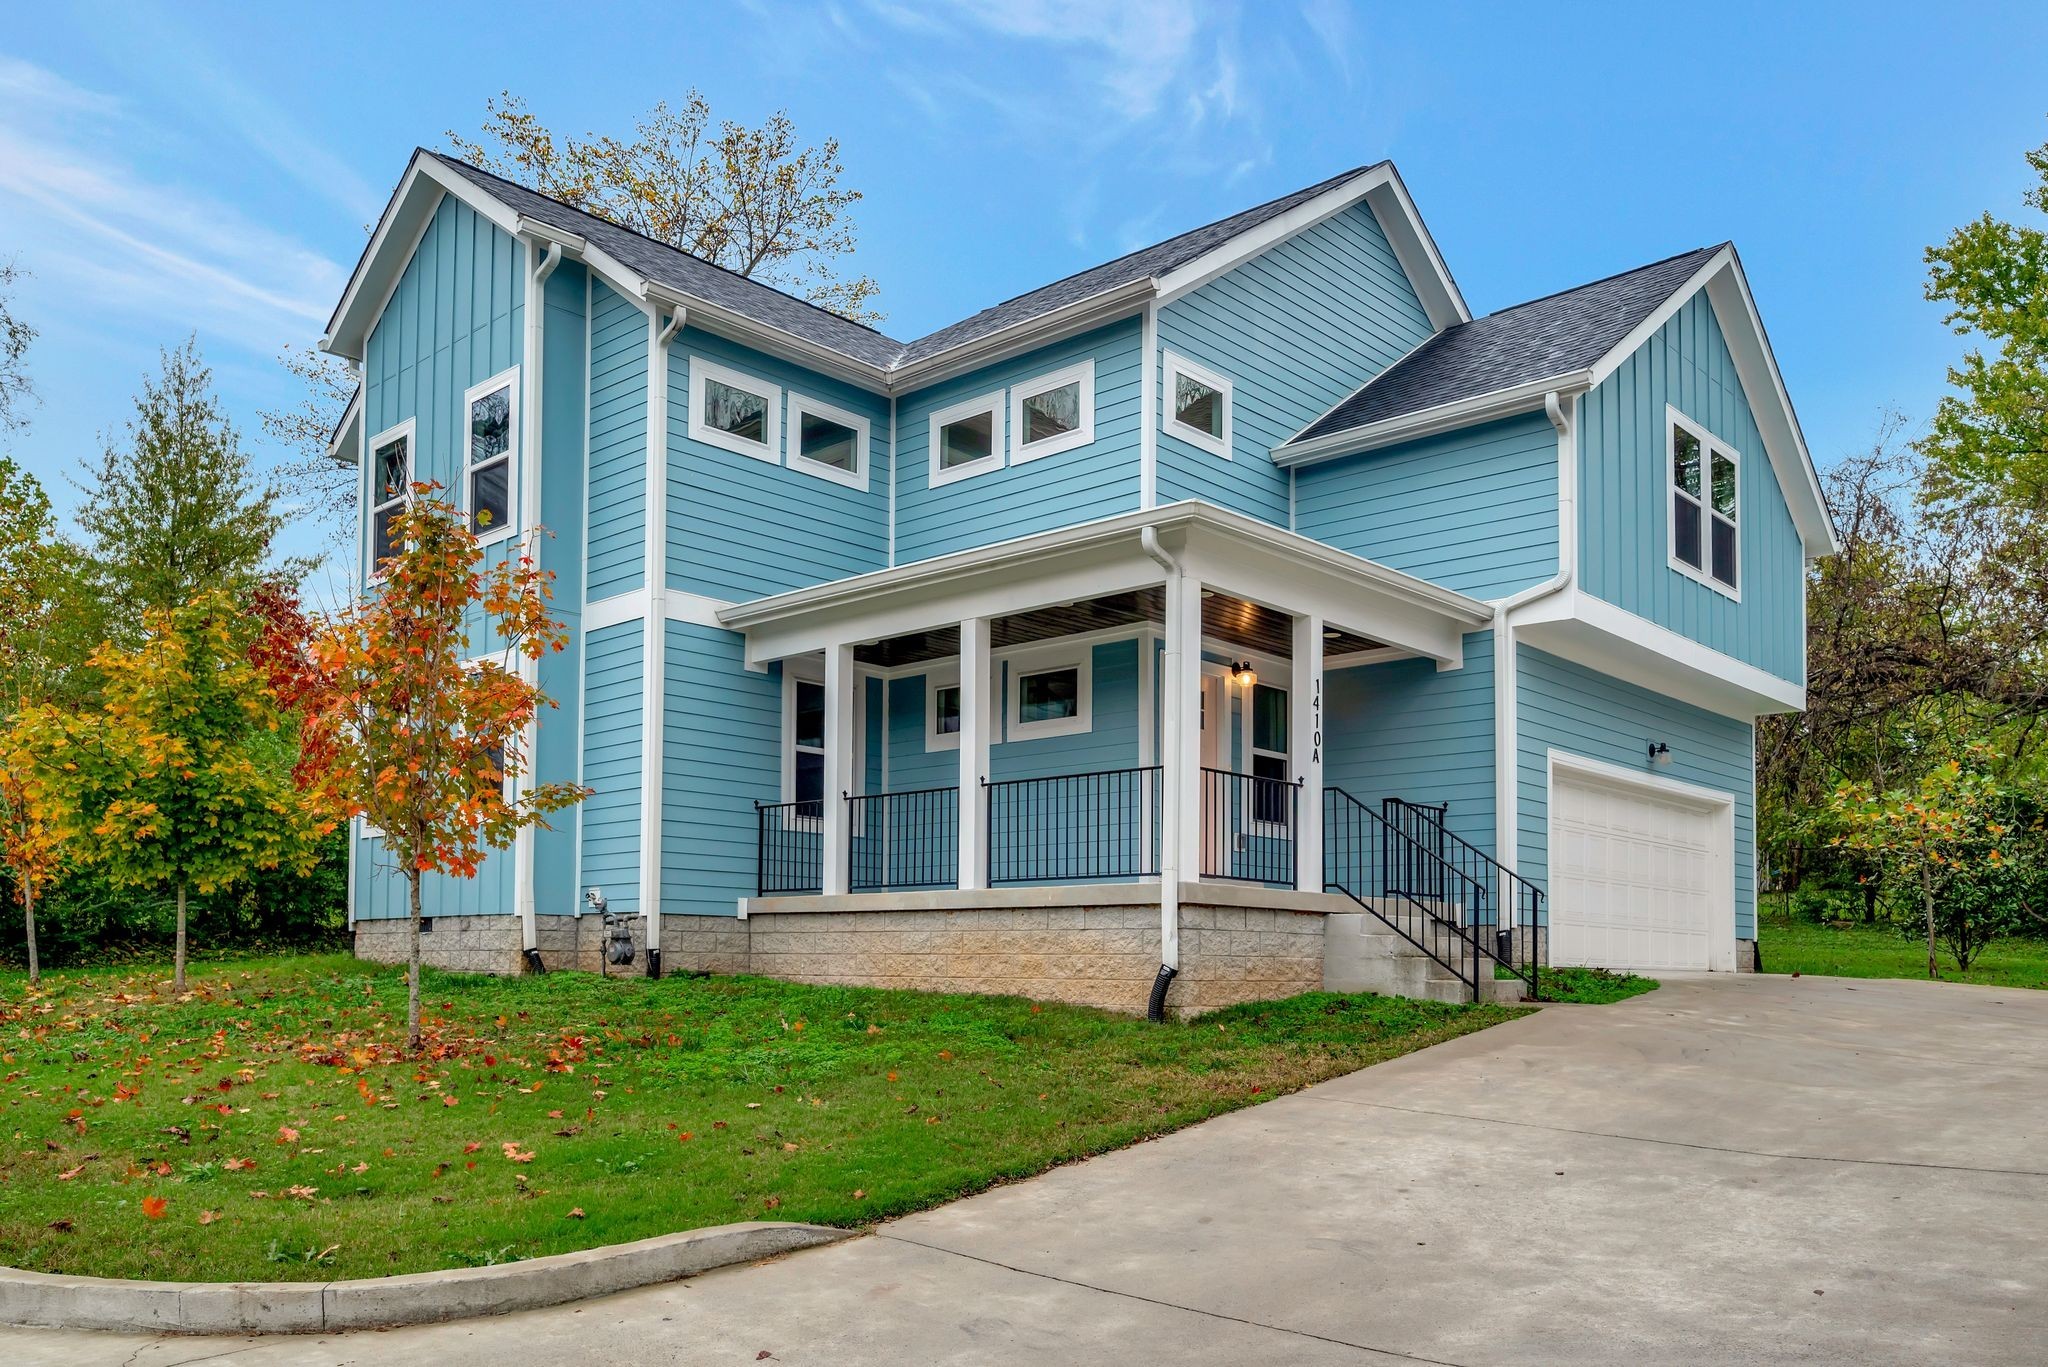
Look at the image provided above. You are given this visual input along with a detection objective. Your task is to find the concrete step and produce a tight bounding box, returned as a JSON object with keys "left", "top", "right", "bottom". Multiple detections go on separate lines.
{"left": 1322, "top": 912, "right": 1527, "bottom": 1006}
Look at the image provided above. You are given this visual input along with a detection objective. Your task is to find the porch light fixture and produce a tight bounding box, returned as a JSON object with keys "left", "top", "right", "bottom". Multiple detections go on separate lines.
{"left": 1230, "top": 660, "right": 1257, "bottom": 688}
{"left": 1648, "top": 742, "right": 1672, "bottom": 767}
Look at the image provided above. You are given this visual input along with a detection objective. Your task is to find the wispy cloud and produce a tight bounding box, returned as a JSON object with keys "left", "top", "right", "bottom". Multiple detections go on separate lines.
{"left": 1300, "top": 0, "right": 1358, "bottom": 88}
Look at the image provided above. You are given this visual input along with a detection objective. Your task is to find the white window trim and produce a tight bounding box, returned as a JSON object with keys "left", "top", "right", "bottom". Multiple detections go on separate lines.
{"left": 364, "top": 416, "right": 416, "bottom": 585}
{"left": 924, "top": 663, "right": 962, "bottom": 752}
{"left": 689, "top": 355, "right": 781, "bottom": 464}
{"left": 928, "top": 389, "right": 1005, "bottom": 488}
{"left": 1665, "top": 404, "right": 1741, "bottom": 603}
{"left": 786, "top": 390, "right": 871, "bottom": 491}
{"left": 1162, "top": 350, "right": 1232, "bottom": 460}
{"left": 780, "top": 662, "right": 866, "bottom": 831}
{"left": 1243, "top": 679, "right": 1291, "bottom": 838}
{"left": 1004, "top": 646, "right": 1093, "bottom": 741}
{"left": 461, "top": 366, "right": 520, "bottom": 547}
{"left": 1008, "top": 359, "right": 1096, "bottom": 464}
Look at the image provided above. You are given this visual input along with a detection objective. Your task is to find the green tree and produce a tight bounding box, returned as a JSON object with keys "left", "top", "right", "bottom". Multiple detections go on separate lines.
{"left": 303, "top": 489, "right": 582, "bottom": 1048}
{"left": 75, "top": 339, "right": 292, "bottom": 628}
{"left": 16, "top": 590, "right": 327, "bottom": 993}
{"left": 0, "top": 259, "right": 35, "bottom": 433}
{"left": 258, "top": 343, "right": 360, "bottom": 544}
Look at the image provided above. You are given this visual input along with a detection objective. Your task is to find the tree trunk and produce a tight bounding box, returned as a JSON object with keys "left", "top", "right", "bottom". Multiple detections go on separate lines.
{"left": 407, "top": 871, "right": 424, "bottom": 1052}
{"left": 23, "top": 883, "right": 37, "bottom": 987}
{"left": 1921, "top": 863, "right": 1937, "bottom": 979}
{"left": 174, "top": 883, "right": 187, "bottom": 995}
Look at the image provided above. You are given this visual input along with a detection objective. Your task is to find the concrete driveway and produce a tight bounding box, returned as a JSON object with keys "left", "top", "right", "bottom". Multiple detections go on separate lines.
{"left": 10, "top": 973, "right": 2046, "bottom": 1365}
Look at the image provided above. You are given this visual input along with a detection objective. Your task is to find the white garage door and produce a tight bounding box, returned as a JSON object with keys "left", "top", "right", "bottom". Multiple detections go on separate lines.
{"left": 1550, "top": 762, "right": 1732, "bottom": 972}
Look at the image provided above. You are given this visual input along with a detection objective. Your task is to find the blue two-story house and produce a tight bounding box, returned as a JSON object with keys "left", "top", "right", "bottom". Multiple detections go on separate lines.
{"left": 323, "top": 151, "right": 1833, "bottom": 1014}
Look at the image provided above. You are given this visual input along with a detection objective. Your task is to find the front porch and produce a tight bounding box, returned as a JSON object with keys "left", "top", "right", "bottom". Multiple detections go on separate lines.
{"left": 719, "top": 503, "right": 1546, "bottom": 1010}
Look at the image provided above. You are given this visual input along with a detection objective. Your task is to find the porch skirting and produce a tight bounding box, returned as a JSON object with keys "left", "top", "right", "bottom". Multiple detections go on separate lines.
{"left": 355, "top": 884, "right": 1341, "bottom": 1017}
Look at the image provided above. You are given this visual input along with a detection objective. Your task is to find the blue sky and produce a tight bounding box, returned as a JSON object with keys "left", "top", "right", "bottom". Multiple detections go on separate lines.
{"left": 2, "top": 1, "right": 2045, "bottom": 584}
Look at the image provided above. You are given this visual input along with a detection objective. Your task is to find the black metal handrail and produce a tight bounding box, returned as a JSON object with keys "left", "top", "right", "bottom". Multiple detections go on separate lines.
{"left": 1324, "top": 787, "right": 1483, "bottom": 999}
{"left": 1384, "top": 797, "right": 1545, "bottom": 998}
{"left": 755, "top": 798, "right": 822, "bottom": 895}
{"left": 848, "top": 785, "right": 959, "bottom": 891}
{"left": 1199, "top": 767, "right": 1299, "bottom": 885}
{"left": 987, "top": 765, "right": 1160, "bottom": 885}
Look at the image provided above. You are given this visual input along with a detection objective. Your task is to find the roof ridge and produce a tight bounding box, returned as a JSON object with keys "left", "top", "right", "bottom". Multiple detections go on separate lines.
{"left": 1474, "top": 243, "right": 1722, "bottom": 323}
{"left": 424, "top": 149, "right": 909, "bottom": 349}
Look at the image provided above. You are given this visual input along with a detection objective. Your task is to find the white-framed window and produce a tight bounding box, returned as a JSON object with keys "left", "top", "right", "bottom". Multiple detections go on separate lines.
{"left": 928, "top": 390, "right": 1004, "bottom": 487}
{"left": 1005, "top": 648, "right": 1092, "bottom": 741}
{"left": 365, "top": 417, "right": 415, "bottom": 584}
{"left": 1667, "top": 405, "right": 1739, "bottom": 599}
{"left": 463, "top": 367, "right": 518, "bottom": 544}
{"left": 1009, "top": 360, "right": 1095, "bottom": 463}
{"left": 1247, "top": 681, "right": 1290, "bottom": 832}
{"left": 689, "top": 356, "right": 781, "bottom": 463}
{"left": 786, "top": 391, "right": 870, "bottom": 491}
{"left": 925, "top": 664, "right": 962, "bottom": 753}
{"left": 1162, "top": 350, "right": 1232, "bottom": 459}
{"left": 784, "top": 671, "right": 827, "bottom": 823}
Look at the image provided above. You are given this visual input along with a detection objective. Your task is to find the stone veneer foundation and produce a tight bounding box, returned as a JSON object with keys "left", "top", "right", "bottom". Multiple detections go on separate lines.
{"left": 353, "top": 883, "right": 1336, "bottom": 1018}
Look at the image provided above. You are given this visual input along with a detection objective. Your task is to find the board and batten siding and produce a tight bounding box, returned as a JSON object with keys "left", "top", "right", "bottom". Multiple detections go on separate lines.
{"left": 662, "top": 621, "right": 782, "bottom": 916}
{"left": 1294, "top": 414, "right": 1560, "bottom": 599}
{"left": 1577, "top": 289, "right": 1804, "bottom": 685}
{"left": 664, "top": 329, "right": 889, "bottom": 601}
{"left": 1157, "top": 201, "right": 1435, "bottom": 527}
{"left": 1323, "top": 631, "right": 1497, "bottom": 856}
{"left": 1516, "top": 644, "right": 1756, "bottom": 940}
{"left": 585, "top": 280, "right": 649, "bottom": 600}
{"left": 578, "top": 620, "right": 645, "bottom": 916}
{"left": 894, "top": 319, "right": 1143, "bottom": 564}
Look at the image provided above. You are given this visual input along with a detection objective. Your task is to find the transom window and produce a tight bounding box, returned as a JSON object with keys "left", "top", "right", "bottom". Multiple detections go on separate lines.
{"left": 1668, "top": 407, "right": 1739, "bottom": 596}
{"left": 787, "top": 392, "right": 870, "bottom": 491}
{"left": 690, "top": 357, "right": 781, "bottom": 462}
{"left": 1250, "top": 683, "right": 1289, "bottom": 827}
{"left": 366, "top": 420, "right": 413, "bottom": 581}
{"left": 1009, "top": 361, "right": 1095, "bottom": 463}
{"left": 464, "top": 369, "right": 517, "bottom": 542}
{"left": 1162, "top": 351, "right": 1232, "bottom": 459}
{"left": 929, "top": 390, "right": 1004, "bottom": 486}
{"left": 1006, "top": 650, "right": 1092, "bottom": 740}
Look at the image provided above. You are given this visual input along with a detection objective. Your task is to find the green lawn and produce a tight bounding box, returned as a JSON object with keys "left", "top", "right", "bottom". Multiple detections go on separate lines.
{"left": 1495, "top": 964, "right": 1659, "bottom": 1003}
{"left": 1, "top": 955, "right": 1524, "bottom": 1283}
{"left": 1759, "top": 919, "right": 2048, "bottom": 990}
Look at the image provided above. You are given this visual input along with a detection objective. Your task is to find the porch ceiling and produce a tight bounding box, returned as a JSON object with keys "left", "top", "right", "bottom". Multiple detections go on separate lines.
{"left": 855, "top": 589, "right": 1386, "bottom": 667}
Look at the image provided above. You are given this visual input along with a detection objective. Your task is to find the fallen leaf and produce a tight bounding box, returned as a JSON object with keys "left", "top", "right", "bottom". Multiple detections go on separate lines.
{"left": 223, "top": 1157, "right": 256, "bottom": 1172}
{"left": 46, "top": 1218, "right": 73, "bottom": 1233}
{"left": 141, "top": 1195, "right": 169, "bottom": 1220}
{"left": 763, "top": 1196, "right": 780, "bottom": 1210}
{"left": 56, "top": 1163, "right": 88, "bottom": 1181}
{"left": 566, "top": 1207, "right": 585, "bottom": 1219}
{"left": 198, "top": 1210, "right": 222, "bottom": 1225}
{"left": 463, "top": 1142, "right": 482, "bottom": 1154}
{"left": 276, "top": 1126, "right": 300, "bottom": 1144}
{"left": 852, "top": 1189, "right": 867, "bottom": 1200}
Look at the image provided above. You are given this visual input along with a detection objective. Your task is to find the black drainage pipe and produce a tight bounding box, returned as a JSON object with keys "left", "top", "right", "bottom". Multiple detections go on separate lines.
{"left": 646, "top": 946, "right": 662, "bottom": 981}
{"left": 523, "top": 947, "right": 547, "bottom": 975}
{"left": 1146, "top": 963, "right": 1178, "bottom": 1022}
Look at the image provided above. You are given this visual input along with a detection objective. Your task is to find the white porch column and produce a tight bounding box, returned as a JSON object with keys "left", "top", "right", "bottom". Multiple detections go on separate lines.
{"left": 821, "top": 642, "right": 856, "bottom": 896}
{"left": 1159, "top": 572, "right": 1203, "bottom": 967}
{"left": 1291, "top": 613, "right": 1325, "bottom": 893}
{"left": 957, "top": 616, "right": 993, "bottom": 890}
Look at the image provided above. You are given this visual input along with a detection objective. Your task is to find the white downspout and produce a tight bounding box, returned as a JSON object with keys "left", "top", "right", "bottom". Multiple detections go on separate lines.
{"left": 1491, "top": 391, "right": 1577, "bottom": 899}
{"left": 515, "top": 239, "right": 562, "bottom": 966}
{"left": 1140, "top": 525, "right": 1181, "bottom": 1012}
{"left": 642, "top": 303, "right": 684, "bottom": 977}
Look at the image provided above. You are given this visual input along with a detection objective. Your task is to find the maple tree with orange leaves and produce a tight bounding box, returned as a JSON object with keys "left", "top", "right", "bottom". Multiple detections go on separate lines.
{"left": 301, "top": 486, "right": 583, "bottom": 1049}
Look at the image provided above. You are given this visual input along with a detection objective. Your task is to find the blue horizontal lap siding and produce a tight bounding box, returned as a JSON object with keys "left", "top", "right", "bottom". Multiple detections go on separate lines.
{"left": 585, "top": 281, "right": 648, "bottom": 600}
{"left": 894, "top": 320, "right": 1142, "bottom": 563}
{"left": 663, "top": 622, "right": 781, "bottom": 914}
{"left": 1577, "top": 290, "right": 1804, "bottom": 684}
{"left": 1323, "top": 631, "right": 1497, "bottom": 858}
{"left": 1295, "top": 414, "right": 1559, "bottom": 599}
{"left": 1158, "top": 201, "right": 1435, "bottom": 526}
{"left": 987, "top": 640, "right": 1146, "bottom": 883}
{"left": 1515, "top": 645, "right": 1756, "bottom": 939}
{"left": 534, "top": 263, "right": 589, "bottom": 919}
{"left": 666, "top": 330, "right": 889, "bottom": 600}
{"left": 578, "top": 621, "right": 644, "bottom": 918}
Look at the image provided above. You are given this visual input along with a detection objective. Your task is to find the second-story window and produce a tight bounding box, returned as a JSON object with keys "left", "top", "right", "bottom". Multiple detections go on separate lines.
{"left": 787, "top": 392, "right": 870, "bottom": 491}
{"left": 465, "top": 369, "right": 517, "bottom": 542}
{"left": 1163, "top": 351, "right": 1232, "bottom": 459}
{"left": 690, "top": 357, "right": 782, "bottom": 463}
{"left": 367, "top": 419, "right": 413, "bottom": 582}
{"left": 1668, "top": 408, "right": 1739, "bottom": 597}
{"left": 1010, "top": 360, "right": 1095, "bottom": 463}
{"left": 929, "top": 390, "right": 1004, "bottom": 487}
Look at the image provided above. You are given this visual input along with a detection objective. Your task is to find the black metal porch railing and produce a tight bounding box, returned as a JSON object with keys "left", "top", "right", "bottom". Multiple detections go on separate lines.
{"left": 1324, "top": 786, "right": 1484, "bottom": 999}
{"left": 848, "top": 785, "right": 960, "bottom": 891}
{"left": 986, "top": 765, "right": 1160, "bottom": 885}
{"left": 1199, "top": 767, "right": 1300, "bottom": 885}
{"left": 1383, "top": 797, "right": 1545, "bottom": 997}
{"left": 755, "top": 798, "right": 823, "bottom": 895}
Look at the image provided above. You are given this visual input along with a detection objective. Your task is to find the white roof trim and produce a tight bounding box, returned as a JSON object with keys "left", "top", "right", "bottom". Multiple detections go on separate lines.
{"left": 325, "top": 384, "right": 363, "bottom": 466}
{"left": 1515, "top": 587, "right": 1805, "bottom": 718}
{"left": 1271, "top": 371, "right": 1592, "bottom": 468}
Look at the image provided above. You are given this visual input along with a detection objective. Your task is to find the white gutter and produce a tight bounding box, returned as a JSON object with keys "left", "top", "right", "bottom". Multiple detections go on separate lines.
{"left": 1139, "top": 526, "right": 1182, "bottom": 977}
{"left": 1273, "top": 371, "right": 1593, "bottom": 469}
{"left": 514, "top": 239, "right": 562, "bottom": 959}
{"left": 1491, "top": 391, "right": 1577, "bottom": 897}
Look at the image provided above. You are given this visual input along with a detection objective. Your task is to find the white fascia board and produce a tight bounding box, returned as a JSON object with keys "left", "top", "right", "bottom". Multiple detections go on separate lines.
{"left": 325, "top": 385, "right": 363, "bottom": 466}
{"left": 886, "top": 278, "right": 1155, "bottom": 394}
{"left": 1513, "top": 588, "right": 1805, "bottom": 719}
{"left": 1585, "top": 245, "right": 1836, "bottom": 559}
{"left": 1362, "top": 170, "right": 1470, "bottom": 330}
{"left": 322, "top": 154, "right": 448, "bottom": 361}
{"left": 1272, "top": 372, "right": 1592, "bottom": 469}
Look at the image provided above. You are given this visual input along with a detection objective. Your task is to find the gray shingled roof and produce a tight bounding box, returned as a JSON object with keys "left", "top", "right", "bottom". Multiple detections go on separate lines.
{"left": 1289, "top": 245, "right": 1723, "bottom": 444}
{"left": 430, "top": 152, "right": 1381, "bottom": 373}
